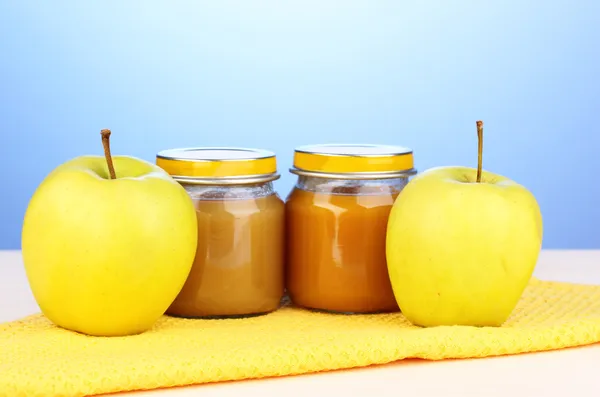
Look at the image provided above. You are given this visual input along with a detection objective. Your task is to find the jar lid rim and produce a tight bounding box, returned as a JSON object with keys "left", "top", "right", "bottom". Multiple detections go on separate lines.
{"left": 156, "top": 147, "right": 278, "bottom": 179}
{"left": 292, "top": 143, "right": 415, "bottom": 175}
{"left": 294, "top": 143, "right": 413, "bottom": 157}
{"left": 157, "top": 147, "right": 276, "bottom": 162}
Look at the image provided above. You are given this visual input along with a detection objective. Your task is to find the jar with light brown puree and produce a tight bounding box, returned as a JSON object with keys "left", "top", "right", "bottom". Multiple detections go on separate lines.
{"left": 285, "top": 144, "right": 417, "bottom": 314}
{"left": 156, "top": 148, "right": 285, "bottom": 318}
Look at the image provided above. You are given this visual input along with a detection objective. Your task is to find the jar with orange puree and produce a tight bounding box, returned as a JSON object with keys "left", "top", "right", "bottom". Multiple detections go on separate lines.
{"left": 285, "top": 144, "right": 417, "bottom": 314}
{"left": 156, "top": 147, "right": 285, "bottom": 318}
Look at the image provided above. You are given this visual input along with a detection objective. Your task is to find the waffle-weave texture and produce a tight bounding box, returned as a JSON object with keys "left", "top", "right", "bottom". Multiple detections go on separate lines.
{"left": 1, "top": 278, "right": 600, "bottom": 397}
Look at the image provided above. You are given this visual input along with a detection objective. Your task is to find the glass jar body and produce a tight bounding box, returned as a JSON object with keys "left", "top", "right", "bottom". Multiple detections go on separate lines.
{"left": 285, "top": 176, "right": 409, "bottom": 314}
{"left": 167, "top": 182, "right": 285, "bottom": 318}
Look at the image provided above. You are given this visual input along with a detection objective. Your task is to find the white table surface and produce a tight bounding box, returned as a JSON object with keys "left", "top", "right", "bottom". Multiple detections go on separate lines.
{"left": 2, "top": 249, "right": 599, "bottom": 396}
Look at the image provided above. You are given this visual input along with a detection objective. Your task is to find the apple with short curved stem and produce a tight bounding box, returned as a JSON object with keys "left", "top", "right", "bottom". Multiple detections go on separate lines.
{"left": 385, "top": 120, "right": 543, "bottom": 327}
{"left": 21, "top": 129, "right": 199, "bottom": 336}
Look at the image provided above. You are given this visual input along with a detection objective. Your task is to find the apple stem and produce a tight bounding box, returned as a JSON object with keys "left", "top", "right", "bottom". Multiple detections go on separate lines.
{"left": 476, "top": 120, "right": 483, "bottom": 183}
{"left": 101, "top": 129, "right": 117, "bottom": 180}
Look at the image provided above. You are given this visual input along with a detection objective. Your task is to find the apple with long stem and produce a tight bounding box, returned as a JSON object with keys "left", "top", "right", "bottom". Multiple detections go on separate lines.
{"left": 22, "top": 129, "right": 197, "bottom": 336}
{"left": 386, "top": 121, "right": 543, "bottom": 327}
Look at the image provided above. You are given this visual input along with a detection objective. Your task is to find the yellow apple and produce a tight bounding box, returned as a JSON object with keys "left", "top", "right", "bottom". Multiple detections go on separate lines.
{"left": 386, "top": 121, "right": 543, "bottom": 327}
{"left": 21, "top": 130, "right": 197, "bottom": 336}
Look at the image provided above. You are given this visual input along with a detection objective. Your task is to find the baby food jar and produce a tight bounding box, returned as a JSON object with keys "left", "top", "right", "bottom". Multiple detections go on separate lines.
{"left": 285, "top": 144, "right": 417, "bottom": 314}
{"left": 156, "top": 147, "right": 285, "bottom": 318}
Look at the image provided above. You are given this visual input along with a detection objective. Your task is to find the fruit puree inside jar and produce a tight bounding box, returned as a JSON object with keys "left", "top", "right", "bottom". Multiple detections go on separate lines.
{"left": 167, "top": 190, "right": 285, "bottom": 318}
{"left": 285, "top": 180, "right": 402, "bottom": 314}
{"left": 156, "top": 147, "right": 285, "bottom": 318}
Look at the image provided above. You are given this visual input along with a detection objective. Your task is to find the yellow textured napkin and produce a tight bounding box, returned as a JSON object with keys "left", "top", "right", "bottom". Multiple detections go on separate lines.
{"left": 2, "top": 277, "right": 600, "bottom": 397}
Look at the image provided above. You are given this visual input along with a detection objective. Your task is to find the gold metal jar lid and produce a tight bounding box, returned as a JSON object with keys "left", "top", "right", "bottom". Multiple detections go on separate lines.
{"left": 290, "top": 144, "right": 416, "bottom": 179}
{"left": 156, "top": 147, "right": 279, "bottom": 185}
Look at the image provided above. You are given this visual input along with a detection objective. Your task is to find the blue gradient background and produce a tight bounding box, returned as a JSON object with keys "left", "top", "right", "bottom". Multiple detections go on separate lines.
{"left": 1, "top": 1, "right": 598, "bottom": 249}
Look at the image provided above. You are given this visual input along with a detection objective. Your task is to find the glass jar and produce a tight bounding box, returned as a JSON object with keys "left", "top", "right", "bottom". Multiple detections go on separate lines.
{"left": 156, "top": 147, "right": 285, "bottom": 318}
{"left": 285, "top": 144, "right": 417, "bottom": 314}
